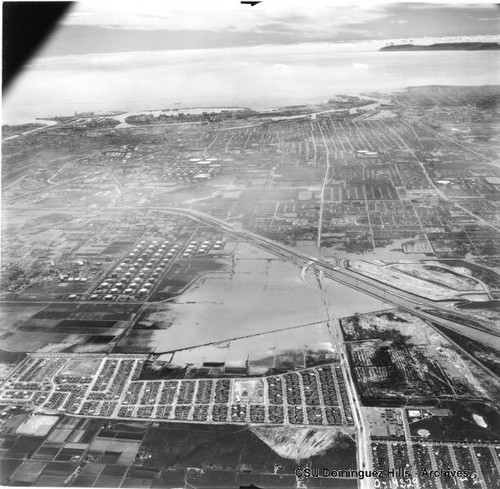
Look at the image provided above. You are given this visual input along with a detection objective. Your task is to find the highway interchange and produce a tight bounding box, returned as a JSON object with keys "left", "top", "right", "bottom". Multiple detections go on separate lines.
{"left": 2, "top": 201, "right": 497, "bottom": 487}
{"left": 149, "top": 206, "right": 499, "bottom": 489}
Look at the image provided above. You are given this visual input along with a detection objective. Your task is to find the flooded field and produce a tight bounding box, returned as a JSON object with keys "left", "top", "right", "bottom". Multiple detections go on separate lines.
{"left": 149, "top": 243, "right": 329, "bottom": 352}
{"left": 150, "top": 321, "right": 337, "bottom": 378}
{"left": 115, "top": 240, "right": 389, "bottom": 359}
{"left": 321, "top": 278, "right": 390, "bottom": 318}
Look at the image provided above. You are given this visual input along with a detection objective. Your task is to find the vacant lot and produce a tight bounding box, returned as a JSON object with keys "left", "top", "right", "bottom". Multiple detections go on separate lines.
{"left": 16, "top": 415, "right": 59, "bottom": 437}
{"left": 342, "top": 310, "right": 493, "bottom": 403}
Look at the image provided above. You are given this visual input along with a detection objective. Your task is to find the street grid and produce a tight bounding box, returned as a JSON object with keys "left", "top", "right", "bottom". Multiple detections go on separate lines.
{"left": 0, "top": 354, "right": 355, "bottom": 429}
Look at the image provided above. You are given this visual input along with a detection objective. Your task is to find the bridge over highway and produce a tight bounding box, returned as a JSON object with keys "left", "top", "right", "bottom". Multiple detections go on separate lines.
{"left": 151, "top": 205, "right": 499, "bottom": 489}
{"left": 152, "top": 206, "right": 499, "bottom": 347}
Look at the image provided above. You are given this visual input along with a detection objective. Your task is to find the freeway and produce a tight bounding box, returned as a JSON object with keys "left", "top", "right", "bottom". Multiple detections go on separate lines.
{"left": 337, "top": 336, "right": 372, "bottom": 489}
{"left": 150, "top": 206, "right": 500, "bottom": 488}
{"left": 5, "top": 203, "right": 498, "bottom": 484}
{"left": 150, "top": 205, "right": 500, "bottom": 388}
{"left": 152, "top": 206, "right": 499, "bottom": 345}
{"left": 318, "top": 270, "right": 373, "bottom": 489}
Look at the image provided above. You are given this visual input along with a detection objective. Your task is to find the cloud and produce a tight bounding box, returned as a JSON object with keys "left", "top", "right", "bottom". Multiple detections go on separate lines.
{"left": 52, "top": 1, "right": 500, "bottom": 53}
{"left": 5, "top": 32, "right": 500, "bottom": 125}
{"left": 273, "top": 63, "right": 290, "bottom": 70}
{"left": 404, "top": 2, "right": 499, "bottom": 9}
{"left": 62, "top": 0, "right": 392, "bottom": 37}
{"left": 30, "top": 34, "right": 499, "bottom": 72}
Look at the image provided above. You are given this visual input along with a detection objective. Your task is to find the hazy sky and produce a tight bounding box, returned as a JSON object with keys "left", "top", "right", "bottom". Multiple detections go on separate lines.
{"left": 4, "top": 1, "right": 499, "bottom": 123}
{"left": 38, "top": 1, "right": 500, "bottom": 55}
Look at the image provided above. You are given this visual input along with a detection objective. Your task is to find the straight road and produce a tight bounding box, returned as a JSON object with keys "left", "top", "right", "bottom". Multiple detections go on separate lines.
{"left": 152, "top": 206, "right": 499, "bottom": 345}
{"left": 316, "top": 119, "right": 331, "bottom": 250}
{"left": 151, "top": 206, "right": 500, "bottom": 489}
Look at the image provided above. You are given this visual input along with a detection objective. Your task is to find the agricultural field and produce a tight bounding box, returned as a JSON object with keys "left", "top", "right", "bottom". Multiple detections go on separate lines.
{"left": 1, "top": 82, "right": 500, "bottom": 487}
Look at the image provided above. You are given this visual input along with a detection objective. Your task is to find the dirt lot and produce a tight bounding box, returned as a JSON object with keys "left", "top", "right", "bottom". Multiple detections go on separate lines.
{"left": 16, "top": 415, "right": 59, "bottom": 437}
{"left": 349, "top": 260, "right": 488, "bottom": 300}
{"left": 342, "top": 310, "right": 494, "bottom": 403}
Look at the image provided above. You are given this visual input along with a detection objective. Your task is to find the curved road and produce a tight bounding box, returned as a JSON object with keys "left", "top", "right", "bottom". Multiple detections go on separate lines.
{"left": 153, "top": 205, "right": 499, "bottom": 489}
{"left": 153, "top": 206, "right": 499, "bottom": 346}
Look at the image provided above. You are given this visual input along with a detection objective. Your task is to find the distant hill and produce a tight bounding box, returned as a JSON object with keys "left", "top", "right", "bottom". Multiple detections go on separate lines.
{"left": 380, "top": 42, "right": 500, "bottom": 52}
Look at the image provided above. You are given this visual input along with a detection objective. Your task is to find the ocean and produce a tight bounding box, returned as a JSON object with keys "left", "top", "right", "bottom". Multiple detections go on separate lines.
{"left": 3, "top": 42, "right": 499, "bottom": 124}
